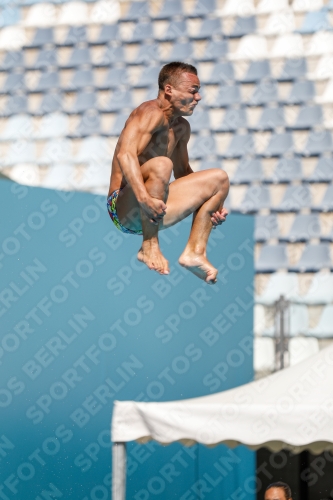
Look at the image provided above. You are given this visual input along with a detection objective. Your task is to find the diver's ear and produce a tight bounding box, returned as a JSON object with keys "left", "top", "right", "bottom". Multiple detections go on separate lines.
{"left": 164, "top": 84, "right": 172, "bottom": 97}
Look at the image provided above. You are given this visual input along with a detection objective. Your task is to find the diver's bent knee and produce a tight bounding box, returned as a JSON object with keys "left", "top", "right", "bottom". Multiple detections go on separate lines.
{"left": 148, "top": 157, "right": 173, "bottom": 180}
{"left": 212, "top": 168, "right": 229, "bottom": 188}
{"left": 157, "top": 156, "right": 173, "bottom": 172}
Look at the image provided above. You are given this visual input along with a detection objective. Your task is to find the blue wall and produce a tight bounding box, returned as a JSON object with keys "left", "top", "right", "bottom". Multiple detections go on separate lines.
{"left": 0, "top": 179, "right": 255, "bottom": 500}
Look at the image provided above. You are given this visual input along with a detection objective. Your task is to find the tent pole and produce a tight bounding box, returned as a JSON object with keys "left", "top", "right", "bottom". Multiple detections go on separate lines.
{"left": 112, "top": 442, "right": 126, "bottom": 500}
{"left": 299, "top": 451, "right": 309, "bottom": 500}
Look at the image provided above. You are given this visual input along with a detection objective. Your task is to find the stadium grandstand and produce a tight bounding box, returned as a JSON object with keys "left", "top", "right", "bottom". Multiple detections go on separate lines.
{"left": 0, "top": 0, "right": 333, "bottom": 378}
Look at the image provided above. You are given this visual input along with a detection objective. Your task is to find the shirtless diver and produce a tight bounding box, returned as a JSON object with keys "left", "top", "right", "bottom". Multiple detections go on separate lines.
{"left": 107, "top": 62, "right": 229, "bottom": 284}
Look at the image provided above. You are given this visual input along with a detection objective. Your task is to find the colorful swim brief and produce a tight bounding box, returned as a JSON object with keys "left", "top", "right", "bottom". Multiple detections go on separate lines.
{"left": 107, "top": 189, "right": 143, "bottom": 235}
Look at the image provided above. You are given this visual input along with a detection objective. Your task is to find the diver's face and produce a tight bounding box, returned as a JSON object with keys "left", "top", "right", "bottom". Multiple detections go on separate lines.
{"left": 169, "top": 72, "right": 201, "bottom": 116}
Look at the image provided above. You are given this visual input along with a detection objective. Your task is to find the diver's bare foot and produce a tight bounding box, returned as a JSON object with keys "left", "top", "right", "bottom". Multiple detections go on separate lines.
{"left": 138, "top": 243, "right": 169, "bottom": 275}
{"left": 178, "top": 251, "right": 218, "bottom": 284}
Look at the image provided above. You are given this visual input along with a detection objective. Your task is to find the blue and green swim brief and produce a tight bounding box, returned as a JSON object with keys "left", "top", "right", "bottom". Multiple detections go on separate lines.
{"left": 107, "top": 189, "right": 143, "bottom": 236}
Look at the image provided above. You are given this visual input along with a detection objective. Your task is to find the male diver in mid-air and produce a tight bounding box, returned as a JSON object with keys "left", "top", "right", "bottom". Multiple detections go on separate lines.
{"left": 107, "top": 62, "right": 229, "bottom": 284}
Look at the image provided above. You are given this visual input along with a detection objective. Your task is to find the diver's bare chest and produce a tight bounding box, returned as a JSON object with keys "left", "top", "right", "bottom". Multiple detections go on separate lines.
{"left": 142, "top": 126, "right": 180, "bottom": 160}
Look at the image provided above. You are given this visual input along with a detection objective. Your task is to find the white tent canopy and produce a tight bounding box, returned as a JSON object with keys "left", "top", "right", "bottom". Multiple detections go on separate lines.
{"left": 111, "top": 344, "right": 333, "bottom": 499}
